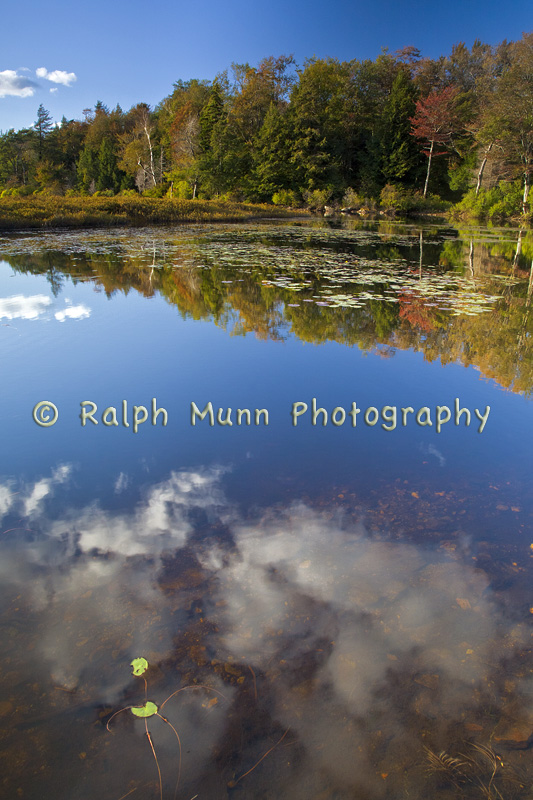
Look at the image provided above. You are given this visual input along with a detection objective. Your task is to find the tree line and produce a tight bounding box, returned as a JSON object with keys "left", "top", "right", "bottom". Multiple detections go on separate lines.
{"left": 1, "top": 32, "right": 532, "bottom": 214}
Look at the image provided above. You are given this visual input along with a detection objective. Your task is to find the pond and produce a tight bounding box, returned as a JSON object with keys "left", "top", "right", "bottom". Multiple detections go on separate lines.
{"left": 0, "top": 218, "right": 532, "bottom": 799}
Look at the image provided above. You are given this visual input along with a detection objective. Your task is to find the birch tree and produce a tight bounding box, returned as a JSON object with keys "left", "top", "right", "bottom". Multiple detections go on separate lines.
{"left": 119, "top": 104, "right": 159, "bottom": 191}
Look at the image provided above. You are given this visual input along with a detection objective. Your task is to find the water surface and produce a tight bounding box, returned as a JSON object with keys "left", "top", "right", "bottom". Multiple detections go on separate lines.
{"left": 1, "top": 219, "right": 532, "bottom": 799}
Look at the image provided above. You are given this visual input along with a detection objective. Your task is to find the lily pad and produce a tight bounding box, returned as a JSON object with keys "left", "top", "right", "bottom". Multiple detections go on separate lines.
{"left": 131, "top": 657, "right": 149, "bottom": 676}
{"left": 131, "top": 701, "right": 158, "bottom": 718}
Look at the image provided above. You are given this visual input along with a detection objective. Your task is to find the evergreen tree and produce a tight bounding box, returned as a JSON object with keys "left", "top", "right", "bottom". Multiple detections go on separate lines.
{"left": 77, "top": 145, "right": 98, "bottom": 193}
{"left": 199, "top": 83, "right": 225, "bottom": 153}
{"left": 252, "top": 103, "right": 294, "bottom": 200}
{"left": 97, "top": 136, "right": 120, "bottom": 192}
{"left": 288, "top": 58, "right": 349, "bottom": 193}
{"left": 379, "top": 70, "right": 421, "bottom": 185}
{"left": 34, "top": 104, "right": 53, "bottom": 160}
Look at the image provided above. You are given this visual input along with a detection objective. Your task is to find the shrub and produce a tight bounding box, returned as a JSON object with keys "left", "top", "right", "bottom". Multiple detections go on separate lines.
{"left": 342, "top": 188, "right": 363, "bottom": 208}
{"left": 380, "top": 184, "right": 410, "bottom": 212}
{"left": 303, "top": 188, "right": 332, "bottom": 210}
{"left": 142, "top": 184, "right": 168, "bottom": 198}
{"left": 453, "top": 180, "right": 525, "bottom": 220}
{"left": 168, "top": 180, "right": 193, "bottom": 200}
{"left": 272, "top": 189, "right": 300, "bottom": 206}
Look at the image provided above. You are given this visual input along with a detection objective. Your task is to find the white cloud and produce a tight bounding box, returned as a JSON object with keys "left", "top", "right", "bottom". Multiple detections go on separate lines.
{"left": 36, "top": 67, "right": 77, "bottom": 87}
{"left": 0, "top": 294, "right": 52, "bottom": 320}
{"left": 50, "top": 87, "right": 58, "bottom": 94}
{"left": 0, "top": 69, "right": 38, "bottom": 98}
{"left": 0, "top": 295, "right": 91, "bottom": 323}
{"left": 54, "top": 304, "right": 90, "bottom": 322}
{"left": 0, "top": 484, "right": 15, "bottom": 518}
{"left": 114, "top": 472, "right": 129, "bottom": 493}
{"left": 23, "top": 464, "right": 71, "bottom": 517}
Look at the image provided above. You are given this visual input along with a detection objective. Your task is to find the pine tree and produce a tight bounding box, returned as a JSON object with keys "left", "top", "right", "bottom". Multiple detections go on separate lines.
{"left": 379, "top": 70, "right": 421, "bottom": 185}
{"left": 199, "top": 83, "right": 225, "bottom": 153}
{"left": 34, "top": 104, "right": 53, "bottom": 160}
{"left": 97, "top": 136, "right": 120, "bottom": 192}
{"left": 77, "top": 145, "right": 98, "bottom": 193}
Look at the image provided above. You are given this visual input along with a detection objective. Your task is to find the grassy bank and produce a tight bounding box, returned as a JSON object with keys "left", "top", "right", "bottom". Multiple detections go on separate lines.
{"left": 0, "top": 195, "right": 309, "bottom": 230}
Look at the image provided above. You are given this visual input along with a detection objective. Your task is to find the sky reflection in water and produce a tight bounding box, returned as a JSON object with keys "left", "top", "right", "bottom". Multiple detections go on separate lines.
{"left": 0, "top": 220, "right": 532, "bottom": 799}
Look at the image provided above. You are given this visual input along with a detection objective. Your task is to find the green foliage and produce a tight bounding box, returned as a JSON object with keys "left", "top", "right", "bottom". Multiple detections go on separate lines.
{"left": 131, "top": 657, "right": 149, "bottom": 676}
{"left": 453, "top": 180, "right": 525, "bottom": 220}
{"left": 142, "top": 184, "right": 168, "bottom": 198}
{"left": 96, "top": 137, "right": 121, "bottom": 192}
{"left": 34, "top": 105, "right": 53, "bottom": 160}
{"left": 131, "top": 701, "right": 158, "bottom": 718}
{"left": 342, "top": 188, "right": 363, "bottom": 208}
{"left": 448, "top": 148, "right": 477, "bottom": 193}
{"left": 379, "top": 183, "right": 450, "bottom": 214}
{"left": 199, "top": 82, "right": 225, "bottom": 153}
{"left": 303, "top": 188, "right": 332, "bottom": 209}
{"left": 272, "top": 189, "right": 299, "bottom": 206}
{"left": 379, "top": 70, "right": 421, "bottom": 184}
{"left": 168, "top": 179, "right": 193, "bottom": 199}
{"left": 380, "top": 183, "right": 411, "bottom": 211}
{"left": 77, "top": 146, "right": 98, "bottom": 193}
{"left": 288, "top": 58, "right": 350, "bottom": 192}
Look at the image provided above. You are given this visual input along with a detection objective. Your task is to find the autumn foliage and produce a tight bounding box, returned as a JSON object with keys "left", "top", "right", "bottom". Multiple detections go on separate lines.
{"left": 410, "top": 86, "right": 462, "bottom": 196}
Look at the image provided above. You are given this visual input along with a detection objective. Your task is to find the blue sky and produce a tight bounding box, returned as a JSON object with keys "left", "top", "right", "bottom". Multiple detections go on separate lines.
{"left": 1, "top": 0, "right": 531, "bottom": 131}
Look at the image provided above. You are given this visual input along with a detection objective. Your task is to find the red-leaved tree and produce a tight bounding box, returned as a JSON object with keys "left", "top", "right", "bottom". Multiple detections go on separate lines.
{"left": 410, "top": 86, "right": 462, "bottom": 197}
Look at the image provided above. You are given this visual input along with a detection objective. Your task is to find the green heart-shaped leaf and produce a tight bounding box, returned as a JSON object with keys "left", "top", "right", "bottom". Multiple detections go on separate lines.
{"left": 131, "top": 701, "right": 158, "bottom": 718}
{"left": 131, "top": 657, "right": 148, "bottom": 676}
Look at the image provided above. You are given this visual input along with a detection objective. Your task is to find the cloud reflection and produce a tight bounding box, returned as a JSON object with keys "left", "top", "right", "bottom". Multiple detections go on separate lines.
{"left": 0, "top": 293, "right": 52, "bottom": 320}
{"left": 0, "top": 294, "right": 91, "bottom": 323}
{"left": 0, "top": 466, "right": 531, "bottom": 797}
{"left": 54, "top": 303, "right": 90, "bottom": 322}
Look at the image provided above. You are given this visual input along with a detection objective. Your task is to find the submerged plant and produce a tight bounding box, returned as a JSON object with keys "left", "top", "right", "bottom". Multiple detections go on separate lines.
{"left": 425, "top": 741, "right": 528, "bottom": 799}
{"left": 107, "top": 657, "right": 225, "bottom": 800}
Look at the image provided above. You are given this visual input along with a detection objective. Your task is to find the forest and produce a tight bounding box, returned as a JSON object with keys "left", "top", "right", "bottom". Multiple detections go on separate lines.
{"left": 0, "top": 32, "right": 532, "bottom": 221}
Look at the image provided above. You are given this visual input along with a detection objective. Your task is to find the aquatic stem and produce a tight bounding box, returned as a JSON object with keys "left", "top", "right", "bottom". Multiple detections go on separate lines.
{"left": 160, "top": 684, "right": 228, "bottom": 711}
{"left": 228, "top": 728, "right": 290, "bottom": 788}
{"left": 116, "top": 789, "right": 137, "bottom": 800}
{"left": 106, "top": 706, "right": 133, "bottom": 732}
{"left": 145, "top": 719, "right": 162, "bottom": 800}
{"left": 156, "top": 713, "right": 182, "bottom": 800}
{"left": 2, "top": 527, "right": 34, "bottom": 535}
{"left": 248, "top": 666, "right": 257, "bottom": 700}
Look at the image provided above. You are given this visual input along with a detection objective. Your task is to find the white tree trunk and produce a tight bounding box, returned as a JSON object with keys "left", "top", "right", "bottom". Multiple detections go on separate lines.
{"left": 423, "top": 140, "right": 434, "bottom": 198}
{"left": 475, "top": 142, "right": 493, "bottom": 196}
{"left": 522, "top": 172, "right": 530, "bottom": 215}
{"left": 143, "top": 120, "right": 157, "bottom": 187}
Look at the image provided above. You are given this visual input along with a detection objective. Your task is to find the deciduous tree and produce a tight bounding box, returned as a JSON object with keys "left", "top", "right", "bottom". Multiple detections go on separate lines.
{"left": 410, "top": 86, "right": 462, "bottom": 196}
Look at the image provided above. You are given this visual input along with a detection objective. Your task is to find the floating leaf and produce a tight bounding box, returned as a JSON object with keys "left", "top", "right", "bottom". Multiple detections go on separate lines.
{"left": 131, "top": 701, "right": 158, "bottom": 718}
{"left": 131, "top": 657, "right": 148, "bottom": 676}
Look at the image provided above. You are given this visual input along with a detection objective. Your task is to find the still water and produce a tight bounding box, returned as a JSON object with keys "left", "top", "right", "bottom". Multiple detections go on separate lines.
{"left": 0, "top": 218, "right": 532, "bottom": 799}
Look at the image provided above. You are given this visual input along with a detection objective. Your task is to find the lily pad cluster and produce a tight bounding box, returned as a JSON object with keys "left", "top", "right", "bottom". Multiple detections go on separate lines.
{"left": 193, "top": 227, "right": 518, "bottom": 319}
{"left": 0, "top": 222, "right": 523, "bottom": 320}
{"left": 129, "top": 657, "right": 158, "bottom": 717}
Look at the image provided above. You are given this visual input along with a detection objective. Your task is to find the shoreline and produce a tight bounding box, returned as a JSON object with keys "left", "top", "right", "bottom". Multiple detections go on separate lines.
{"left": 0, "top": 196, "right": 311, "bottom": 231}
